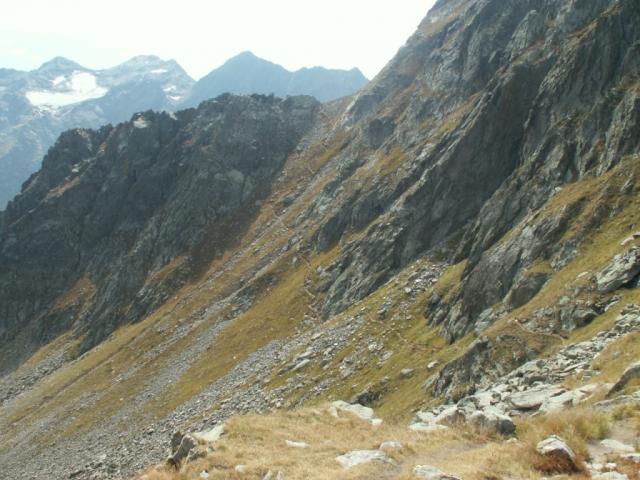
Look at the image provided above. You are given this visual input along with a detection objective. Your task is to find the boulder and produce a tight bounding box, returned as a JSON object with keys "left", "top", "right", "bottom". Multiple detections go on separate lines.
{"left": 330, "top": 400, "right": 382, "bottom": 425}
{"left": 596, "top": 248, "right": 640, "bottom": 293}
{"left": 468, "top": 408, "right": 515, "bottom": 435}
{"left": 167, "top": 434, "right": 198, "bottom": 467}
{"left": 536, "top": 435, "right": 579, "bottom": 473}
{"left": 539, "top": 389, "right": 587, "bottom": 413}
{"left": 608, "top": 363, "right": 640, "bottom": 396}
{"left": 413, "top": 465, "right": 461, "bottom": 479}
{"left": 335, "top": 450, "right": 393, "bottom": 469}
{"left": 508, "top": 386, "right": 565, "bottom": 410}
{"left": 434, "top": 406, "right": 465, "bottom": 425}
{"left": 193, "top": 423, "right": 225, "bottom": 443}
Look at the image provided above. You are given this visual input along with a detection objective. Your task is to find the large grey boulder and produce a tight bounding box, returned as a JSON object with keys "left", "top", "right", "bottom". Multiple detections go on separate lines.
{"left": 508, "top": 386, "right": 566, "bottom": 411}
{"left": 468, "top": 408, "right": 515, "bottom": 435}
{"left": 596, "top": 248, "right": 640, "bottom": 293}
{"left": 536, "top": 435, "right": 579, "bottom": 473}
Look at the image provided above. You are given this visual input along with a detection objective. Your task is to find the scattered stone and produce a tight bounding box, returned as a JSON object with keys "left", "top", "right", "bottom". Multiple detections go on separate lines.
{"left": 427, "top": 361, "right": 439, "bottom": 369}
{"left": 335, "top": 450, "right": 393, "bottom": 469}
{"left": 199, "top": 470, "right": 210, "bottom": 479}
{"left": 291, "top": 359, "right": 311, "bottom": 372}
{"left": 621, "top": 453, "right": 640, "bottom": 463}
{"left": 592, "top": 473, "right": 629, "bottom": 480}
{"left": 235, "top": 465, "right": 247, "bottom": 473}
{"left": 600, "top": 439, "right": 635, "bottom": 454}
{"left": 263, "top": 470, "right": 284, "bottom": 480}
{"left": 330, "top": 400, "right": 383, "bottom": 425}
{"left": 379, "top": 440, "right": 403, "bottom": 450}
{"left": 285, "top": 440, "right": 309, "bottom": 449}
{"left": 413, "top": 465, "right": 461, "bottom": 479}
{"left": 401, "top": 368, "right": 415, "bottom": 378}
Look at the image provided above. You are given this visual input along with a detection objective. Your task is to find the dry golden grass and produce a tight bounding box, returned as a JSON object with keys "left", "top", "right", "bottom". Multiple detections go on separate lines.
{"left": 137, "top": 403, "right": 621, "bottom": 480}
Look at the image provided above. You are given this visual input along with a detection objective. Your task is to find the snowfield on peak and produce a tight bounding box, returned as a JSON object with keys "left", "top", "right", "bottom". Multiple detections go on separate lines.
{"left": 25, "top": 72, "right": 107, "bottom": 108}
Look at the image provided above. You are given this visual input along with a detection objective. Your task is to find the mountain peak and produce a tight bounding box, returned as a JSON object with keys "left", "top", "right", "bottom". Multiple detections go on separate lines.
{"left": 37, "top": 56, "right": 84, "bottom": 72}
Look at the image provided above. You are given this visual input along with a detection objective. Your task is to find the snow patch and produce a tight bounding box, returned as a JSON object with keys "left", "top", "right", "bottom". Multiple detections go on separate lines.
{"left": 26, "top": 72, "right": 107, "bottom": 108}
{"left": 163, "top": 85, "right": 177, "bottom": 92}
{"left": 133, "top": 116, "right": 149, "bottom": 129}
{"left": 52, "top": 75, "right": 66, "bottom": 86}
{"left": 151, "top": 68, "right": 168, "bottom": 74}
{"left": 169, "top": 95, "right": 182, "bottom": 101}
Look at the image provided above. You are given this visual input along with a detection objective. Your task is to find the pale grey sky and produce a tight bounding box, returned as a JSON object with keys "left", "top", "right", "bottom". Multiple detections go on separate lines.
{"left": 0, "top": 0, "right": 436, "bottom": 80}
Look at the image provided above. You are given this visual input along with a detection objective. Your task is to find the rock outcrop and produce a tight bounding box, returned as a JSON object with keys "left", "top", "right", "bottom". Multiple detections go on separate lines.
{"left": 0, "top": 94, "right": 320, "bottom": 370}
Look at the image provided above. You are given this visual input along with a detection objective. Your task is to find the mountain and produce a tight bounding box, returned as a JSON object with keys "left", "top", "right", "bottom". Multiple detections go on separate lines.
{"left": 0, "top": 55, "right": 195, "bottom": 208}
{"left": 184, "top": 51, "right": 369, "bottom": 107}
{"left": 1, "top": 0, "right": 640, "bottom": 479}
{"left": 0, "top": 54, "right": 367, "bottom": 209}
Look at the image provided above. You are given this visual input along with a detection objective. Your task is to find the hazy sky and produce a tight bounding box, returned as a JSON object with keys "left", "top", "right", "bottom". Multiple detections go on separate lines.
{"left": 0, "top": 1, "right": 436, "bottom": 80}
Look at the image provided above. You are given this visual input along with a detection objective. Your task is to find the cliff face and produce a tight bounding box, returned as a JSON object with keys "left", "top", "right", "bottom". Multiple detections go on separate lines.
{"left": 311, "top": 0, "right": 640, "bottom": 336}
{"left": 0, "top": 95, "right": 319, "bottom": 369}
{"left": 1, "top": 0, "right": 639, "bottom": 478}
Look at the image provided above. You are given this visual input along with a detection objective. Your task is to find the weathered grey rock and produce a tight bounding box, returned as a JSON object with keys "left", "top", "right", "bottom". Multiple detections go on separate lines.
{"left": 539, "top": 389, "right": 588, "bottom": 413}
{"left": 401, "top": 368, "right": 415, "bottom": 378}
{"left": 413, "top": 465, "right": 461, "bottom": 480}
{"left": 330, "top": 400, "right": 382, "bottom": 425}
{"left": 193, "top": 423, "right": 225, "bottom": 443}
{"left": 536, "top": 436, "right": 578, "bottom": 472}
{"left": 608, "top": 363, "right": 640, "bottom": 396}
{"left": 468, "top": 408, "right": 515, "bottom": 435}
{"left": 167, "top": 434, "right": 198, "bottom": 467}
{"left": 285, "top": 440, "right": 308, "bottom": 449}
{"left": 379, "top": 441, "right": 403, "bottom": 450}
{"left": 600, "top": 439, "right": 635, "bottom": 454}
{"left": 596, "top": 248, "right": 640, "bottom": 293}
{"left": 508, "top": 386, "right": 565, "bottom": 410}
{"left": 335, "top": 450, "right": 393, "bottom": 469}
{"left": 434, "top": 406, "right": 465, "bottom": 426}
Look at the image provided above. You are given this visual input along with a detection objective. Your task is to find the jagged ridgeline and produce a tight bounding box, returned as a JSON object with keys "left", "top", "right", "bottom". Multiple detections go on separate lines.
{"left": 1, "top": 0, "right": 639, "bottom": 479}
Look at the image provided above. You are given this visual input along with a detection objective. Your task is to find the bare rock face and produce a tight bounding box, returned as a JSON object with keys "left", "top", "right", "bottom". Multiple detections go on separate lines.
{"left": 596, "top": 248, "right": 640, "bottom": 293}
{"left": 0, "top": 94, "right": 320, "bottom": 371}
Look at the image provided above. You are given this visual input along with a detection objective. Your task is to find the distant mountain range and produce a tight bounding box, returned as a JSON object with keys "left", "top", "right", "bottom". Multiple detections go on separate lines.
{"left": 0, "top": 53, "right": 368, "bottom": 208}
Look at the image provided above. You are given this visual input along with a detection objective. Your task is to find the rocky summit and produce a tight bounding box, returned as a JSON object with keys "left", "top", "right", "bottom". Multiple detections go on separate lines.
{"left": 1, "top": 0, "right": 640, "bottom": 479}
